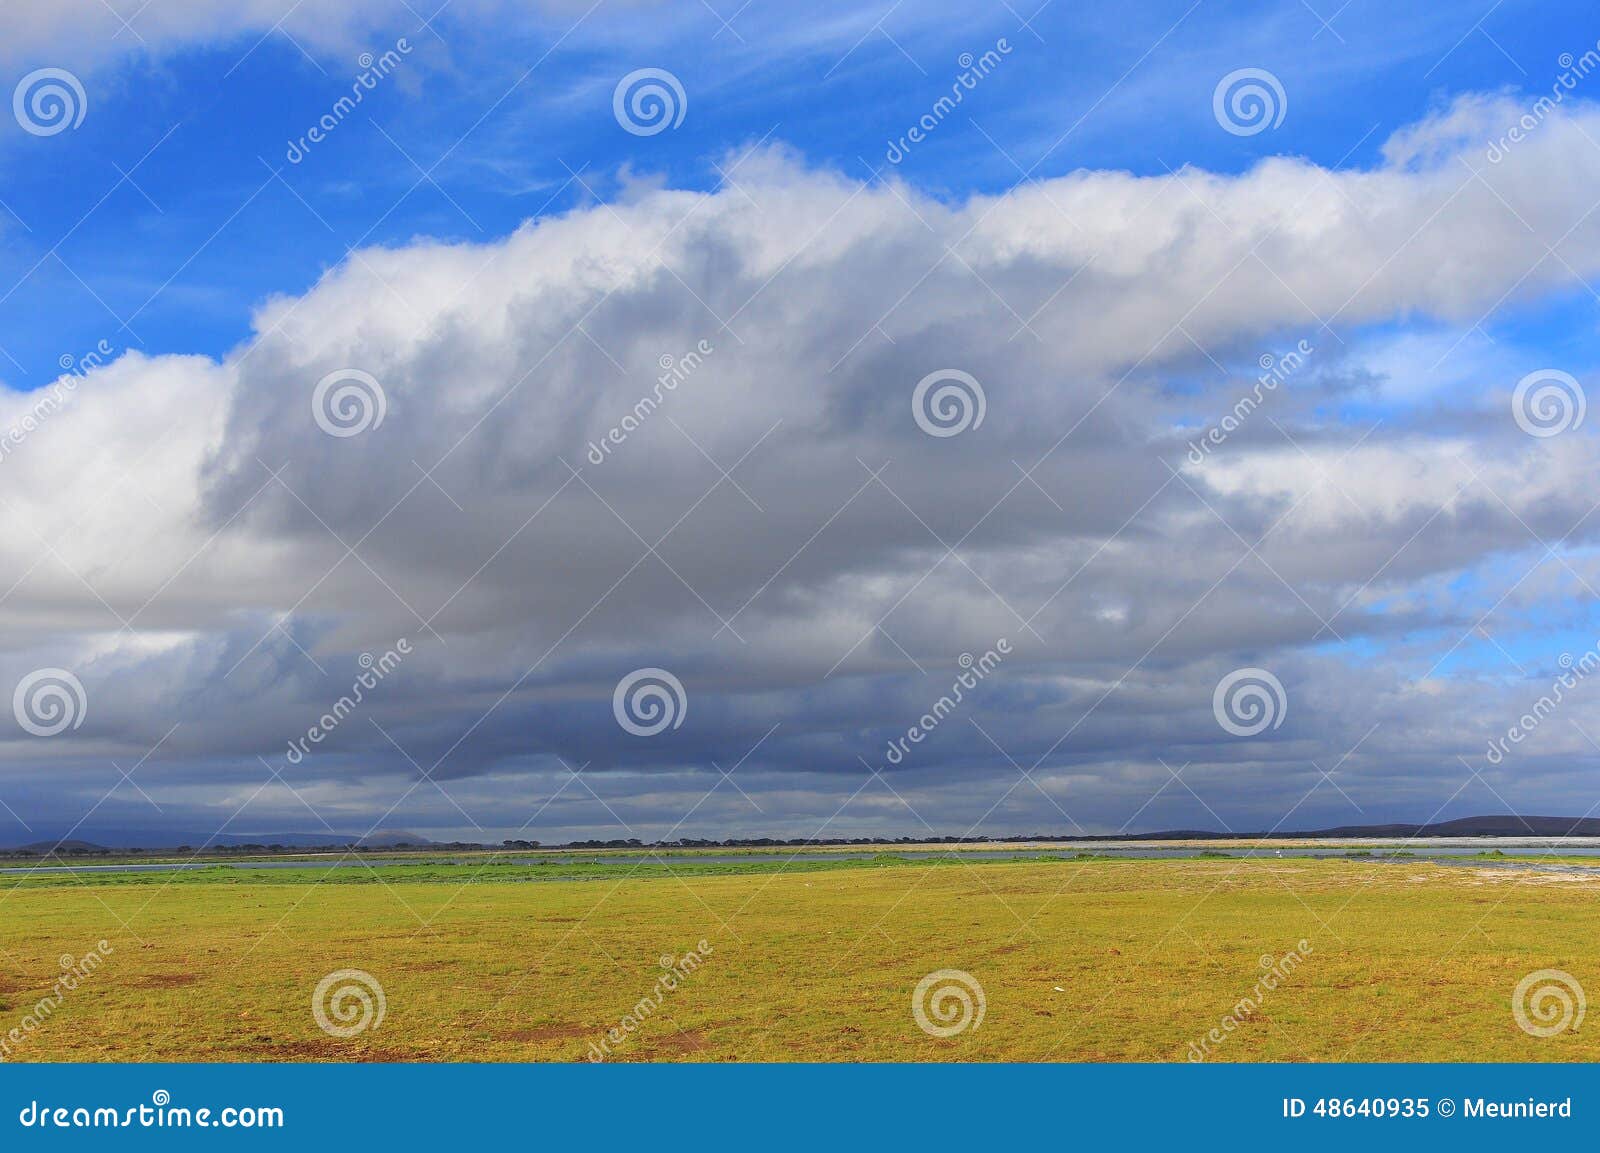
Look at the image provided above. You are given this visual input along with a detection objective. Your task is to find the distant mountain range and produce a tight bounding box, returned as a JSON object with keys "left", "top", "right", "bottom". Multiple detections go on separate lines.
{"left": 1064, "top": 815, "right": 1600, "bottom": 840}
{"left": 1231, "top": 815, "right": 1600, "bottom": 840}
{"left": 6, "top": 815, "right": 1600, "bottom": 853}
{"left": 6, "top": 830, "right": 432, "bottom": 853}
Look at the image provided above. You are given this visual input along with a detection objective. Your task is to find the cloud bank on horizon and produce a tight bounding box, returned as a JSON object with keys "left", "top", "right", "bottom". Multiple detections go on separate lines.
{"left": 3, "top": 0, "right": 1600, "bottom": 844}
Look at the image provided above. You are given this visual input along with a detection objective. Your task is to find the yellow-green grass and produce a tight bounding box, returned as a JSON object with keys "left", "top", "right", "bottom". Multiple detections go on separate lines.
{"left": 1, "top": 858, "right": 1596, "bottom": 1062}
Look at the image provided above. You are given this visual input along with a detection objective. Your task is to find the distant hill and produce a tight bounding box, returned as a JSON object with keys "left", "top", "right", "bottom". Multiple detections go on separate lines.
{"left": 355, "top": 830, "right": 433, "bottom": 847}
{"left": 18, "top": 839, "right": 108, "bottom": 854}
{"left": 1117, "top": 815, "right": 1600, "bottom": 840}
{"left": 1284, "top": 815, "right": 1600, "bottom": 839}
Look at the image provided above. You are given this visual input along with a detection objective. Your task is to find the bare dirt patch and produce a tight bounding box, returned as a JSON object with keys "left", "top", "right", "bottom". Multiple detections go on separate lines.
{"left": 656, "top": 1031, "right": 709, "bottom": 1053}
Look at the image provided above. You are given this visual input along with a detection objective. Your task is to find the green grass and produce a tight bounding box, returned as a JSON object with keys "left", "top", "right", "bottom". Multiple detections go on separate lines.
{"left": 0, "top": 854, "right": 1022, "bottom": 889}
{"left": 2, "top": 856, "right": 1596, "bottom": 1062}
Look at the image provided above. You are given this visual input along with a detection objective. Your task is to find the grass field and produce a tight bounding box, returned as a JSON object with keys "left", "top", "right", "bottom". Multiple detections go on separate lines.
{"left": 2, "top": 855, "right": 1596, "bottom": 1062}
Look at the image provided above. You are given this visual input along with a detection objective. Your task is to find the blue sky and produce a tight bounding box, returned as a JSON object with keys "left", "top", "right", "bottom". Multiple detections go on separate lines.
{"left": 1, "top": 0, "right": 1583, "bottom": 385}
{"left": 5, "top": 0, "right": 1600, "bottom": 846}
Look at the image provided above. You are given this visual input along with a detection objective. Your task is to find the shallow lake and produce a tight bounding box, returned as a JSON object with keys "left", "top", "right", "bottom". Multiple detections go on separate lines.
{"left": 8, "top": 838, "right": 1600, "bottom": 876}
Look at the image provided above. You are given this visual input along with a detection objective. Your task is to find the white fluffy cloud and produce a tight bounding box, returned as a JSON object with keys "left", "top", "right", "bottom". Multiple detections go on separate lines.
{"left": 5, "top": 96, "right": 1600, "bottom": 841}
